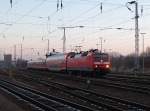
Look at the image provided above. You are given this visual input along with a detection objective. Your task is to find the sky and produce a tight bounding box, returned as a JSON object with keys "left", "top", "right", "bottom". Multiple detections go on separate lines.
{"left": 0, "top": 0, "right": 150, "bottom": 60}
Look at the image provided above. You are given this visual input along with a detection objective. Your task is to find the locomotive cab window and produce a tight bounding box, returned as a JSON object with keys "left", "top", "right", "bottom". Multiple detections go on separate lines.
{"left": 81, "top": 51, "right": 88, "bottom": 56}
{"left": 94, "top": 53, "right": 109, "bottom": 62}
{"left": 68, "top": 52, "right": 75, "bottom": 58}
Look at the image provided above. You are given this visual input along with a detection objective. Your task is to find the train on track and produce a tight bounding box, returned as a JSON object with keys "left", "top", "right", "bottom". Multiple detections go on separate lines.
{"left": 27, "top": 49, "right": 111, "bottom": 76}
{"left": 27, "top": 59, "right": 47, "bottom": 70}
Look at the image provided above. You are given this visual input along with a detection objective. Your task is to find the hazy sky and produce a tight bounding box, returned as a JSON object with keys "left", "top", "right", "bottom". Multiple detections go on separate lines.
{"left": 0, "top": 0, "right": 150, "bottom": 60}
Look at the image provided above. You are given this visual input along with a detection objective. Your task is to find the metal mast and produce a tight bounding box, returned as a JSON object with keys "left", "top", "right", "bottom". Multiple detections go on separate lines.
{"left": 140, "top": 33, "right": 146, "bottom": 73}
{"left": 127, "top": 1, "right": 139, "bottom": 71}
{"left": 58, "top": 26, "right": 84, "bottom": 53}
{"left": 14, "top": 45, "right": 16, "bottom": 62}
{"left": 21, "top": 44, "right": 22, "bottom": 60}
{"left": 100, "top": 37, "right": 103, "bottom": 53}
{"left": 47, "top": 39, "right": 50, "bottom": 54}
{"left": 135, "top": 1, "right": 139, "bottom": 71}
{"left": 63, "top": 28, "right": 66, "bottom": 53}
{"left": 42, "top": 38, "right": 50, "bottom": 54}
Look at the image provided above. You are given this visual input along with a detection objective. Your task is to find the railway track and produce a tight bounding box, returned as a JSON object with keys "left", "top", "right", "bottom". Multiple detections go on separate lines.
{"left": 22, "top": 69, "right": 150, "bottom": 83}
{"left": 10, "top": 70, "right": 150, "bottom": 110}
{"left": 80, "top": 78, "right": 150, "bottom": 96}
{"left": 13, "top": 74, "right": 123, "bottom": 111}
{"left": 17, "top": 70, "right": 150, "bottom": 95}
{"left": 92, "top": 79, "right": 150, "bottom": 95}
{"left": 106, "top": 73, "right": 150, "bottom": 80}
{"left": 15, "top": 74, "right": 150, "bottom": 111}
{"left": 109, "top": 72, "right": 150, "bottom": 77}
{"left": 103, "top": 74, "right": 150, "bottom": 86}
{"left": 40, "top": 80, "right": 150, "bottom": 111}
{"left": 0, "top": 78, "right": 95, "bottom": 111}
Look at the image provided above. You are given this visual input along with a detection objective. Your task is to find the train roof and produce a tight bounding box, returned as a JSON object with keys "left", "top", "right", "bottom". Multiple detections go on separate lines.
{"left": 46, "top": 52, "right": 64, "bottom": 57}
{"left": 67, "top": 50, "right": 108, "bottom": 56}
{"left": 28, "top": 58, "right": 46, "bottom": 63}
{"left": 45, "top": 49, "right": 109, "bottom": 59}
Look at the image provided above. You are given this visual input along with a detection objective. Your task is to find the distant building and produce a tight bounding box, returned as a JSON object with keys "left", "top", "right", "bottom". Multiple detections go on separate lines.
{"left": 146, "top": 47, "right": 150, "bottom": 56}
{"left": 4, "top": 54, "right": 12, "bottom": 68}
{"left": 16, "top": 59, "right": 27, "bottom": 69}
{"left": 0, "top": 61, "right": 5, "bottom": 69}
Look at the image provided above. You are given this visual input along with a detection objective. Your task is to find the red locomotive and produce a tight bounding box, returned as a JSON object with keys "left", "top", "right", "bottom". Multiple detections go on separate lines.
{"left": 66, "top": 50, "right": 110, "bottom": 76}
{"left": 27, "top": 49, "right": 111, "bottom": 76}
{"left": 46, "top": 49, "right": 111, "bottom": 76}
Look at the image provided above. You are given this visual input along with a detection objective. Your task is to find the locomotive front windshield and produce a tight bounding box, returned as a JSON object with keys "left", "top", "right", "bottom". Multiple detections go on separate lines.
{"left": 94, "top": 53, "right": 109, "bottom": 62}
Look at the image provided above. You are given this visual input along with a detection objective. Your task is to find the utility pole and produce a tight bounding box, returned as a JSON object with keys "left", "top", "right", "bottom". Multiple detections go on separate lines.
{"left": 100, "top": 37, "right": 103, "bottom": 53}
{"left": 126, "top": 1, "right": 139, "bottom": 72}
{"left": 140, "top": 33, "right": 146, "bottom": 73}
{"left": 63, "top": 28, "right": 66, "bottom": 53}
{"left": 99, "top": 37, "right": 105, "bottom": 53}
{"left": 47, "top": 39, "right": 49, "bottom": 54}
{"left": 58, "top": 27, "right": 66, "bottom": 53}
{"left": 14, "top": 45, "right": 16, "bottom": 62}
{"left": 20, "top": 44, "right": 22, "bottom": 60}
{"left": 42, "top": 38, "right": 50, "bottom": 54}
{"left": 20, "top": 36, "right": 24, "bottom": 60}
{"left": 75, "top": 45, "right": 82, "bottom": 53}
{"left": 96, "top": 43, "right": 100, "bottom": 50}
{"left": 108, "top": 49, "right": 112, "bottom": 62}
{"left": 58, "top": 26, "right": 84, "bottom": 53}
{"left": 135, "top": 1, "right": 139, "bottom": 72}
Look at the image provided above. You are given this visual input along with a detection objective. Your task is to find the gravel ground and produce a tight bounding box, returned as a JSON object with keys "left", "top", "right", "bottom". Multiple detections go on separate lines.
{"left": 1, "top": 70, "right": 150, "bottom": 110}
{"left": 14, "top": 73, "right": 150, "bottom": 106}
{"left": 13, "top": 76, "right": 104, "bottom": 111}
{"left": 50, "top": 76, "right": 150, "bottom": 106}
{"left": 0, "top": 91, "right": 26, "bottom": 111}
{"left": 14, "top": 71, "right": 150, "bottom": 106}
{"left": 0, "top": 73, "right": 41, "bottom": 111}
{"left": 0, "top": 71, "right": 26, "bottom": 111}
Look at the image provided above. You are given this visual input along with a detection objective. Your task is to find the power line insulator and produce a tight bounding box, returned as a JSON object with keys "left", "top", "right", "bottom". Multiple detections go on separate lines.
{"left": 141, "top": 5, "right": 143, "bottom": 16}
{"left": 100, "top": 2, "right": 103, "bottom": 13}
{"left": 10, "top": 0, "right": 12, "bottom": 8}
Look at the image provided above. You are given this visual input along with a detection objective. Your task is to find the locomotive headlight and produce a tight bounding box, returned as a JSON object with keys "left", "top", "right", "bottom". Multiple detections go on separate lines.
{"left": 106, "top": 64, "right": 110, "bottom": 68}
{"left": 95, "top": 65, "right": 98, "bottom": 68}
